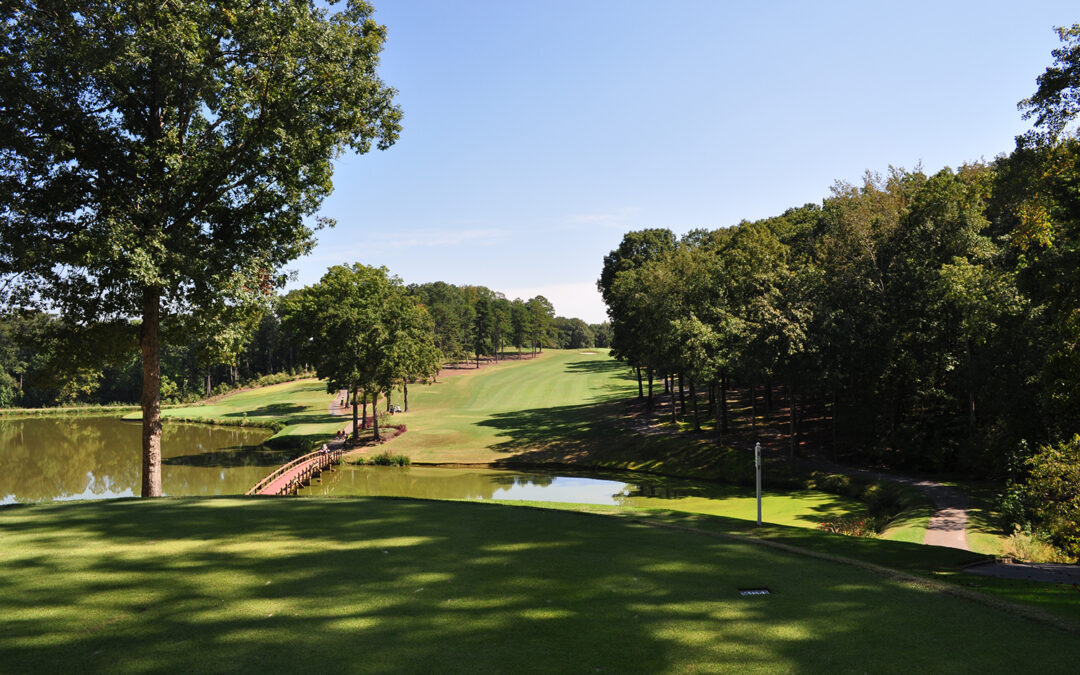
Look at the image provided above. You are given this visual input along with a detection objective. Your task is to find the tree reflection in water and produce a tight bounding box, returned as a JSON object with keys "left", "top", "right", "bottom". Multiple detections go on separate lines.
{"left": 0, "top": 417, "right": 272, "bottom": 503}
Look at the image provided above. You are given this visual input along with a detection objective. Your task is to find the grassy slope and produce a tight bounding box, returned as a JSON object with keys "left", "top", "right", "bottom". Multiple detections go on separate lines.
{"left": 390, "top": 350, "right": 633, "bottom": 463}
{"left": 123, "top": 379, "right": 348, "bottom": 448}
{"left": 395, "top": 351, "right": 757, "bottom": 477}
{"left": 1, "top": 497, "right": 1077, "bottom": 674}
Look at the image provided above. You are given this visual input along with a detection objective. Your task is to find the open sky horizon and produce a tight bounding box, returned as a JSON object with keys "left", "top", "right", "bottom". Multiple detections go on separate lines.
{"left": 289, "top": 0, "right": 1077, "bottom": 325}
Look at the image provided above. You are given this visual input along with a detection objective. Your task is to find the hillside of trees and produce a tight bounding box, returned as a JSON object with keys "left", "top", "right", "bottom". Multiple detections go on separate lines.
{"left": 0, "top": 277, "right": 601, "bottom": 409}
{"left": 599, "top": 26, "right": 1080, "bottom": 558}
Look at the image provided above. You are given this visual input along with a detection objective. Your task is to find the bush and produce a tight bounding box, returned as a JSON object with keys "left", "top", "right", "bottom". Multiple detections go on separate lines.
{"left": 1004, "top": 526, "right": 1074, "bottom": 563}
{"left": 818, "top": 516, "right": 887, "bottom": 538}
{"left": 353, "top": 451, "right": 411, "bottom": 467}
{"left": 1010, "top": 435, "right": 1080, "bottom": 558}
{"left": 862, "top": 481, "right": 907, "bottom": 519}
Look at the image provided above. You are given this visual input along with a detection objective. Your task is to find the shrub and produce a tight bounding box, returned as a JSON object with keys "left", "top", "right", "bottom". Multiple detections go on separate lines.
{"left": 354, "top": 451, "right": 411, "bottom": 467}
{"left": 1004, "top": 526, "right": 1074, "bottom": 563}
{"left": 818, "top": 516, "right": 886, "bottom": 538}
{"left": 1011, "top": 435, "right": 1080, "bottom": 558}
{"left": 862, "top": 481, "right": 907, "bottom": 519}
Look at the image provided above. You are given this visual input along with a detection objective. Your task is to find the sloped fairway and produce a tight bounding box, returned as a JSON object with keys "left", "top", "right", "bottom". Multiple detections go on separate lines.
{"left": 1, "top": 498, "right": 1076, "bottom": 673}
{"left": 393, "top": 350, "right": 640, "bottom": 463}
{"left": 124, "top": 379, "right": 344, "bottom": 448}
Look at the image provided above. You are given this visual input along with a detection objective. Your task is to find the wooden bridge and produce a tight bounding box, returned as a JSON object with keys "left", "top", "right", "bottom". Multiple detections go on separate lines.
{"left": 246, "top": 447, "right": 345, "bottom": 496}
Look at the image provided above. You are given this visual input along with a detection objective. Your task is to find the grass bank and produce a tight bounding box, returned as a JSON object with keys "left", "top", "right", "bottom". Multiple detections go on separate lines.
{"left": 1, "top": 497, "right": 1077, "bottom": 673}
{"left": 123, "top": 378, "right": 348, "bottom": 449}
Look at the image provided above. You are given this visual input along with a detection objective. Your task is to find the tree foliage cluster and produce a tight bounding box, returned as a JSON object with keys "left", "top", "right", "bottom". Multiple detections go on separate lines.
{"left": 0, "top": 276, "right": 582, "bottom": 409}
{"left": 0, "top": 302, "right": 307, "bottom": 409}
{"left": 405, "top": 282, "right": 558, "bottom": 363}
{"left": 0, "top": 0, "right": 404, "bottom": 496}
{"left": 281, "top": 264, "right": 440, "bottom": 442}
{"left": 600, "top": 26, "right": 1080, "bottom": 555}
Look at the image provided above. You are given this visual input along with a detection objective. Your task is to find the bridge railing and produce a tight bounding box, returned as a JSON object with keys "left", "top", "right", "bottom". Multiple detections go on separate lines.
{"left": 245, "top": 448, "right": 344, "bottom": 496}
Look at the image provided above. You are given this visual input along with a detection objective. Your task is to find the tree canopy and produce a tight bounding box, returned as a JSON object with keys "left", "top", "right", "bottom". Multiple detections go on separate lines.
{"left": 0, "top": 0, "right": 402, "bottom": 496}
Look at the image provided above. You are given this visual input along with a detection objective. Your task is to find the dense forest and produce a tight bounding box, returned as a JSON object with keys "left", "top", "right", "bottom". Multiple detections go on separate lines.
{"left": 599, "top": 26, "right": 1080, "bottom": 557}
{"left": 0, "top": 279, "right": 606, "bottom": 408}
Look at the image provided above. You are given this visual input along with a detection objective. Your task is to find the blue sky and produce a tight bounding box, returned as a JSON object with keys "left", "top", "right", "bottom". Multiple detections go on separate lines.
{"left": 293, "top": 1, "right": 1077, "bottom": 324}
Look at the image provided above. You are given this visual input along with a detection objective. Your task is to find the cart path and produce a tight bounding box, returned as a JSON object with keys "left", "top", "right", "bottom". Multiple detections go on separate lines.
{"left": 797, "top": 458, "right": 969, "bottom": 550}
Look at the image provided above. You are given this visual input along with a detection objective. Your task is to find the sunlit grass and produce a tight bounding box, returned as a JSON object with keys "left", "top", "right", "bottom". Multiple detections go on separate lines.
{"left": 0, "top": 497, "right": 1076, "bottom": 673}
{"left": 123, "top": 379, "right": 350, "bottom": 448}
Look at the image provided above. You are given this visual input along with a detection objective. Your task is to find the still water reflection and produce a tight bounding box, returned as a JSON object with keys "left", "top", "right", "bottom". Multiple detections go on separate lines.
{"left": 0, "top": 416, "right": 274, "bottom": 504}
{"left": 301, "top": 464, "right": 749, "bottom": 506}
{"left": 301, "top": 465, "right": 862, "bottom": 525}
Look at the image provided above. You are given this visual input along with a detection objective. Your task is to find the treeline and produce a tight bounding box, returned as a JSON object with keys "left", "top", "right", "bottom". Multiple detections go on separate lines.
{"left": 601, "top": 26, "right": 1080, "bottom": 557}
{"left": 0, "top": 275, "right": 600, "bottom": 408}
{"left": 602, "top": 155, "right": 1080, "bottom": 476}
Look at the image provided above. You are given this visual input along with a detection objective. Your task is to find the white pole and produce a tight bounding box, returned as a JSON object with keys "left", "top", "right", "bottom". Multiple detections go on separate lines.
{"left": 755, "top": 441, "right": 762, "bottom": 526}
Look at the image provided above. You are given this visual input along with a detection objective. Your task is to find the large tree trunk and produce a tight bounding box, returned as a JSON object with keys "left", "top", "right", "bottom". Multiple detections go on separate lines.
{"left": 140, "top": 287, "right": 163, "bottom": 498}
{"left": 351, "top": 387, "right": 359, "bottom": 443}
{"left": 636, "top": 367, "right": 643, "bottom": 399}
{"left": 371, "top": 390, "right": 381, "bottom": 441}
{"left": 361, "top": 392, "right": 368, "bottom": 430}
{"left": 750, "top": 381, "right": 757, "bottom": 437}
{"left": 690, "top": 378, "right": 700, "bottom": 432}
{"left": 670, "top": 376, "right": 677, "bottom": 423}
{"left": 678, "top": 372, "right": 685, "bottom": 413}
{"left": 966, "top": 336, "right": 976, "bottom": 437}
{"left": 720, "top": 372, "right": 728, "bottom": 434}
{"left": 647, "top": 371, "right": 654, "bottom": 408}
{"left": 404, "top": 381, "right": 409, "bottom": 412}
{"left": 788, "top": 381, "right": 797, "bottom": 463}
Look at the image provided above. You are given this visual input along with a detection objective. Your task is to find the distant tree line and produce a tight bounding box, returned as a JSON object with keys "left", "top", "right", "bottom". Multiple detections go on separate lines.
{"left": 599, "top": 25, "right": 1080, "bottom": 558}
{"left": 0, "top": 276, "right": 595, "bottom": 408}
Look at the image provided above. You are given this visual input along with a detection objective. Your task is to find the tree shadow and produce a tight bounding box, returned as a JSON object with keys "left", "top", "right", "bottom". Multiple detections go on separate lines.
{"left": 222, "top": 403, "right": 306, "bottom": 418}
{"left": 479, "top": 400, "right": 624, "bottom": 462}
{"left": 563, "top": 359, "right": 633, "bottom": 377}
{"left": 0, "top": 498, "right": 1065, "bottom": 673}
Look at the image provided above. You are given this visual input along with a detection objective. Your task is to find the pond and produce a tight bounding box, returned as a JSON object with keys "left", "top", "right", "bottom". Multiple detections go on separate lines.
{"left": 299, "top": 464, "right": 860, "bottom": 528}
{"left": 0, "top": 416, "right": 275, "bottom": 504}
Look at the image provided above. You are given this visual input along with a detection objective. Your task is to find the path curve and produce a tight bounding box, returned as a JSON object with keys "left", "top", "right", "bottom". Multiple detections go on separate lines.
{"left": 797, "top": 458, "right": 969, "bottom": 551}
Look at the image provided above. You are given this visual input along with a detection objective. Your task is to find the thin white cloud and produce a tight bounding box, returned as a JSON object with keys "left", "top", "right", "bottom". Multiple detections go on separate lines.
{"left": 565, "top": 207, "right": 641, "bottom": 229}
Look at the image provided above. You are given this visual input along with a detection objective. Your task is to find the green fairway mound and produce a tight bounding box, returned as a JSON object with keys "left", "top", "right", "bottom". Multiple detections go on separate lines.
{"left": 1, "top": 497, "right": 1077, "bottom": 673}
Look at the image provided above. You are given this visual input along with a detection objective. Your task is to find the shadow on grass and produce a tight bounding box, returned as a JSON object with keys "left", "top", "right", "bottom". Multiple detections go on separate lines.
{"left": 223, "top": 403, "right": 307, "bottom": 418}
{"left": 563, "top": 358, "right": 633, "bottom": 376}
{"left": 0, "top": 498, "right": 1069, "bottom": 673}
{"left": 480, "top": 399, "right": 757, "bottom": 484}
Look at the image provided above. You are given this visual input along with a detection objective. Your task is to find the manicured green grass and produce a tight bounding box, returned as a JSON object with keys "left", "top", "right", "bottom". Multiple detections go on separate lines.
{"left": 392, "top": 350, "right": 637, "bottom": 463}
{"left": 1, "top": 497, "right": 1077, "bottom": 673}
{"left": 123, "top": 379, "right": 349, "bottom": 449}
{"left": 394, "top": 351, "right": 761, "bottom": 481}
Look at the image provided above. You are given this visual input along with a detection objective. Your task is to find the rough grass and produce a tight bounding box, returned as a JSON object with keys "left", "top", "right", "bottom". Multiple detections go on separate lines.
{"left": 1, "top": 497, "right": 1078, "bottom": 674}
